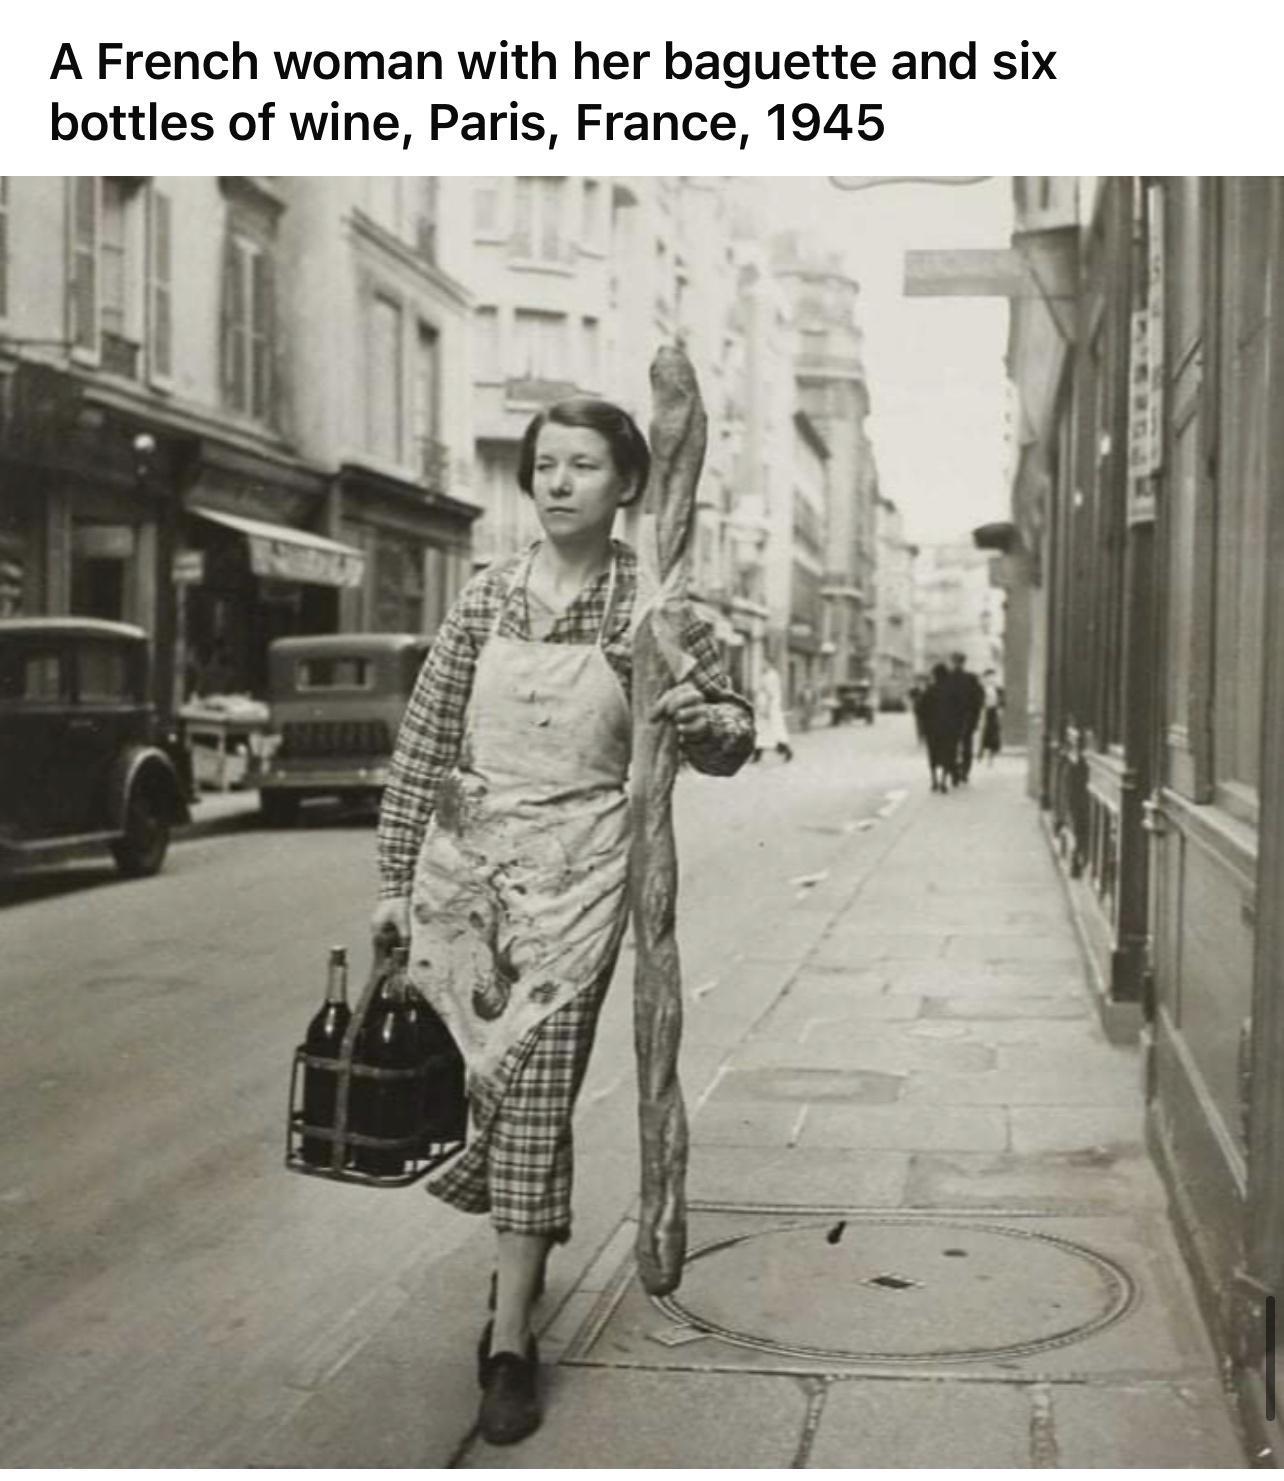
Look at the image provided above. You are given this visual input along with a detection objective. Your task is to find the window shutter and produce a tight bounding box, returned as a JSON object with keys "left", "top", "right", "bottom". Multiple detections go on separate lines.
{"left": 151, "top": 190, "right": 173, "bottom": 378}
{"left": 415, "top": 178, "right": 438, "bottom": 262}
{"left": 250, "top": 247, "right": 274, "bottom": 422}
{"left": 221, "top": 232, "right": 244, "bottom": 411}
{"left": 69, "top": 177, "right": 97, "bottom": 350}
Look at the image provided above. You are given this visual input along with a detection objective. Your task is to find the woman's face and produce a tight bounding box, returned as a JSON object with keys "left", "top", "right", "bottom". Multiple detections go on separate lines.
{"left": 530, "top": 423, "right": 633, "bottom": 545}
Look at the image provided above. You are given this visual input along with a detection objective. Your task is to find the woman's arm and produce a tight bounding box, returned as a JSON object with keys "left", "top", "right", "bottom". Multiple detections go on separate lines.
{"left": 672, "top": 610, "right": 756, "bottom": 776}
{"left": 375, "top": 586, "right": 486, "bottom": 899}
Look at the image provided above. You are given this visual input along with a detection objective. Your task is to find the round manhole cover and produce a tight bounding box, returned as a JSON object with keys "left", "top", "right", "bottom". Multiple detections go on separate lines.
{"left": 653, "top": 1215, "right": 1136, "bottom": 1364}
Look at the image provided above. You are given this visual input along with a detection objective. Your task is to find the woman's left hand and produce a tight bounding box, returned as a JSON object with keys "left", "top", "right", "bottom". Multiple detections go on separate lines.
{"left": 651, "top": 681, "right": 711, "bottom": 740}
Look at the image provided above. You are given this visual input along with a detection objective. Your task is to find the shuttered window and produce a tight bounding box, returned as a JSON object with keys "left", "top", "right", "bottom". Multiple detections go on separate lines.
{"left": 69, "top": 177, "right": 98, "bottom": 351}
{"left": 150, "top": 189, "right": 173, "bottom": 378}
{"left": 368, "top": 294, "right": 402, "bottom": 461}
{"left": 221, "top": 232, "right": 275, "bottom": 421}
{"left": 415, "top": 178, "right": 438, "bottom": 261}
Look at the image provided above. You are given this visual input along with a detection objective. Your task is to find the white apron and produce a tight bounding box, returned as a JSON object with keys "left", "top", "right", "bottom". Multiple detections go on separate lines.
{"left": 408, "top": 549, "right": 632, "bottom": 1089}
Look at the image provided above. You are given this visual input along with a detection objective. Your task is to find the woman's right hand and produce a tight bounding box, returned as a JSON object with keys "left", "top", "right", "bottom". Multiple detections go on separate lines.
{"left": 370, "top": 896, "right": 411, "bottom": 945}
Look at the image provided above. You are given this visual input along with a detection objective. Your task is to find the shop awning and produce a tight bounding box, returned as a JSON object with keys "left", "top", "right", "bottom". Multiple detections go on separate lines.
{"left": 191, "top": 506, "right": 366, "bottom": 589}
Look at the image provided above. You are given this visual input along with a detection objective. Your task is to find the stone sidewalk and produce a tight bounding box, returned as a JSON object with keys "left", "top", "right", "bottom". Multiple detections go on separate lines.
{"left": 461, "top": 758, "right": 1249, "bottom": 1469}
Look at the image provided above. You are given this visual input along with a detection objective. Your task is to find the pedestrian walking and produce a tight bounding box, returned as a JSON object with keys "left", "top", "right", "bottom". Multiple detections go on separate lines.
{"left": 370, "top": 397, "right": 754, "bottom": 1446}
{"left": 943, "top": 651, "right": 985, "bottom": 784}
{"left": 915, "top": 663, "right": 960, "bottom": 792}
{"left": 979, "top": 668, "right": 1004, "bottom": 763}
{"left": 751, "top": 660, "right": 794, "bottom": 763}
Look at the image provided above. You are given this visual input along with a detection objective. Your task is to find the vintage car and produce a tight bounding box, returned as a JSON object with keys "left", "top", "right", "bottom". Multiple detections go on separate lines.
{"left": 0, "top": 618, "right": 192, "bottom": 878}
{"left": 832, "top": 680, "right": 877, "bottom": 726}
{"left": 254, "top": 633, "right": 430, "bottom": 825}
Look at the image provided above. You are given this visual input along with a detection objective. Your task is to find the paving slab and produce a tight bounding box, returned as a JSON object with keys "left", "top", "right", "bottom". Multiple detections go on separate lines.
{"left": 809, "top": 933, "right": 950, "bottom": 964}
{"left": 1050, "top": 1381, "right": 1246, "bottom": 1467}
{"left": 878, "top": 964, "right": 1088, "bottom": 994}
{"left": 708, "top": 1066, "right": 906, "bottom": 1106}
{"left": 901, "top": 1068, "right": 1138, "bottom": 1107}
{"left": 461, "top": 1368, "right": 810, "bottom": 1469}
{"left": 691, "top": 1101, "right": 807, "bottom": 1147}
{"left": 798, "top": 1105, "right": 1009, "bottom": 1153}
{"left": 805, "top": 1377, "right": 1034, "bottom": 1467}
{"left": 923, "top": 995, "right": 1089, "bottom": 1021}
{"left": 732, "top": 1032, "right": 997, "bottom": 1076}
{"left": 687, "top": 1147, "right": 911, "bottom": 1207}
{"left": 904, "top": 1150, "right": 1168, "bottom": 1212}
{"left": 943, "top": 933, "right": 1086, "bottom": 964}
{"left": 1010, "top": 1106, "right": 1146, "bottom": 1153}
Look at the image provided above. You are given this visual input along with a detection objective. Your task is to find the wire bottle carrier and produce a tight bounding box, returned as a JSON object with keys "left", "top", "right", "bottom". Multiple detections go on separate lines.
{"left": 286, "top": 936, "right": 467, "bottom": 1186}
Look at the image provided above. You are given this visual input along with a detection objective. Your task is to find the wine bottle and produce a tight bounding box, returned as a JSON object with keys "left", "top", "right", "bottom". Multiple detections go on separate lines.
{"left": 410, "top": 984, "right": 467, "bottom": 1143}
{"left": 353, "top": 947, "right": 420, "bottom": 1177}
{"left": 300, "top": 946, "right": 351, "bottom": 1167}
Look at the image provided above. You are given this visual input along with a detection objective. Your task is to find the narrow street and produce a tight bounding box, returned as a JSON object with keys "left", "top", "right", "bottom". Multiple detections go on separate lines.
{"left": 0, "top": 716, "right": 922, "bottom": 1467}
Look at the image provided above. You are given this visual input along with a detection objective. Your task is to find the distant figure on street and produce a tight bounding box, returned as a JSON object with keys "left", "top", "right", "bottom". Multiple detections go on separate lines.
{"left": 908, "top": 677, "right": 927, "bottom": 743}
{"left": 979, "top": 669, "right": 1004, "bottom": 763}
{"left": 943, "top": 652, "right": 985, "bottom": 785}
{"left": 752, "top": 661, "right": 794, "bottom": 763}
{"left": 915, "top": 663, "right": 959, "bottom": 793}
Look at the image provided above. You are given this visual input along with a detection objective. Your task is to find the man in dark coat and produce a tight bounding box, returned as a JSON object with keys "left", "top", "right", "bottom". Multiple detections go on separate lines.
{"left": 915, "top": 663, "right": 959, "bottom": 792}
{"left": 942, "top": 652, "right": 985, "bottom": 785}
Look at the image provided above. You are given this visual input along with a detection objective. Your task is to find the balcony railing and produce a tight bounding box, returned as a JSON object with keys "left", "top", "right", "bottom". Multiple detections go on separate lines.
{"left": 417, "top": 436, "right": 450, "bottom": 493}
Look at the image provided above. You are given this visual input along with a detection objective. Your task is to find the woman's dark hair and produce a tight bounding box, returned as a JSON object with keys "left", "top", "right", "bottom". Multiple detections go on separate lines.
{"left": 517, "top": 397, "right": 650, "bottom": 507}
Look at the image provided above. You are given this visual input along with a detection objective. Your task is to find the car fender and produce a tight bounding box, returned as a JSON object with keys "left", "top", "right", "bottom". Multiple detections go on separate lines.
{"left": 108, "top": 746, "right": 192, "bottom": 831}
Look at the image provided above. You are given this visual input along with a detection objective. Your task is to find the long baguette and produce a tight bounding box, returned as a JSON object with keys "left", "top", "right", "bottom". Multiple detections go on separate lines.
{"left": 631, "top": 345, "right": 707, "bottom": 1296}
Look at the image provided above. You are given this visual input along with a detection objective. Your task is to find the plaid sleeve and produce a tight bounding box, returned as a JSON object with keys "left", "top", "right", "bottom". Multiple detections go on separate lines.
{"left": 677, "top": 608, "right": 756, "bottom": 777}
{"left": 375, "top": 572, "right": 495, "bottom": 899}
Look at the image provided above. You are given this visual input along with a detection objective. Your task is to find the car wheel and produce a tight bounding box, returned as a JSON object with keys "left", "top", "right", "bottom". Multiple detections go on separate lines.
{"left": 260, "top": 790, "right": 301, "bottom": 827}
{"left": 111, "top": 790, "right": 171, "bottom": 878}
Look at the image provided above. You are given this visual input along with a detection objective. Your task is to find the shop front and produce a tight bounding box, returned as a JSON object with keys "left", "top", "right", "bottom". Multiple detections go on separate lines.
{"left": 0, "top": 360, "right": 183, "bottom": 686}
{"left": 335, "top": 463, "right": 480, "bottom": 640}
{"left": 181, "top": 506, "right": 365, "bottom": 701}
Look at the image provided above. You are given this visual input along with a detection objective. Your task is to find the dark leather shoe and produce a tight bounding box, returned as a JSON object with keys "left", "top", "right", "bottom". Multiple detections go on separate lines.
{"left": 478, "top": 1333, "right": 540, "bottom": 1445}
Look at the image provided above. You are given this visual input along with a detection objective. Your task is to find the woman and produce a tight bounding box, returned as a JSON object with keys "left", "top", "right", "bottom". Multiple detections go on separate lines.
{"left": 751, "top": 660, "right": 793, "bottom": 762}
{"left": 979, "top": 668, "right": 1004, "bottom": 763}
{"left": 371, "top": 397, "right": 754, "bottom": 1445}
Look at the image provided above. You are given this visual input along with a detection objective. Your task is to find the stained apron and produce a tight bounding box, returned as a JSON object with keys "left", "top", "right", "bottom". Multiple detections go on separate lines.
{"left": 408, "top": 548, "right": 632, "bottom": 1222}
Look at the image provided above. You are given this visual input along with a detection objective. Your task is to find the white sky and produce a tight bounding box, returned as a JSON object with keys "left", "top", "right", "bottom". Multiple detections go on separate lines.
{"left": 765, "top": 176, "right": 1015, "bottom": 547}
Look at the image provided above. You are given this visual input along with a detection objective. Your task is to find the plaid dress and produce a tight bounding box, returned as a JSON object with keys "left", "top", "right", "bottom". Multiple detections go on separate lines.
{"left": 378, "top": 540, "right": 754, "bottom": 1237}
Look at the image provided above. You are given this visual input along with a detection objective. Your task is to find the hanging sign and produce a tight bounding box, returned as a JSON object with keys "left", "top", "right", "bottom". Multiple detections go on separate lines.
{"left": 171, "top": 550, "right": 205, "bottom": 584}
{"left": 1128, "top": 186, "right": 1165, "bottom": 524}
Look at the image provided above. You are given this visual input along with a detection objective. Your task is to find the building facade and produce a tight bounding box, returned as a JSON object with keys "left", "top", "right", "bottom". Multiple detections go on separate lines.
{"left": 0, "top": 175, "right": 479, "bottom": 708}
{"left": 912, "top": 540, "right": 1001, "bottom": 676}
{"left": 1003, "top": 175, "right": 1284, "bottom": 1455}
{"left": 774, "top": 239, "right": 879, "bottom": 699}
{"left": 874, "top": 494, "right": 917, "bottom": 707}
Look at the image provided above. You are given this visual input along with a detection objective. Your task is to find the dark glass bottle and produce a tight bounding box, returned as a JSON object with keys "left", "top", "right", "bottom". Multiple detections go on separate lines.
{"left": 353, "top": 947, "right": 420, "bottom": 1177}
{"left": 301, "top": 946, "right": 351, "bottom": 1167}
{"left": 408, "top": 985, "right": 467, "bottom": 1144}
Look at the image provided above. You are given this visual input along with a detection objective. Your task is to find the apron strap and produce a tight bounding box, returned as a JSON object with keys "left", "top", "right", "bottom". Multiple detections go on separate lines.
{"left": 596, "top": 548, "right": 619, "bottom": 649}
